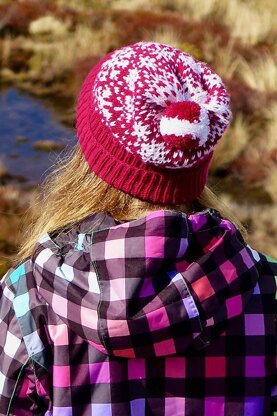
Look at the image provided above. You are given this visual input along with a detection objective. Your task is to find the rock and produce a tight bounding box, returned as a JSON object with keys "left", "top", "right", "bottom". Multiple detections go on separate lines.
{"left": 28, "top": 54, "right": 43, "bottom": 75}
{"left": 16, "top": 136, "right": 29, "bottom": 142}
{"left": 32, "top": 140, "right": 65, "bottom": 152}
{"left": 0, "top": 2, "right": 56, "bottom": 35}
{"left": 0, "top": 40, "right": 32, "bottom": 72}
{"left": 8, "top": 153, "right": 19, "bottom": 159}
{"left": 29, "top": 15, "right": 69, "bottom": 37}
{"left": 0, "top": 161, "right": 7, "bottom": 179}
{"left": 0, "top": 68, "right": 17, "bottom": 80}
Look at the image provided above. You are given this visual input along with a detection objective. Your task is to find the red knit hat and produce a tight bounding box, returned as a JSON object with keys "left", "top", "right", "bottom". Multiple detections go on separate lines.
{"left": 76, "top": 42, "right": 232, "bottom": 204}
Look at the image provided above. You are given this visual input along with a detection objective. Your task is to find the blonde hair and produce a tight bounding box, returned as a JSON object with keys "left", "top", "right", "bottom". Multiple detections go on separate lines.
{"left": 17, "top": 143, "right": 247, "bottom": 262}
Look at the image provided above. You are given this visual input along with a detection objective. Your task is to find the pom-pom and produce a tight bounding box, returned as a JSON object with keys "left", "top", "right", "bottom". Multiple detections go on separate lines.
{"left": 160, "top": 101, "right": 210, "bottom": 149}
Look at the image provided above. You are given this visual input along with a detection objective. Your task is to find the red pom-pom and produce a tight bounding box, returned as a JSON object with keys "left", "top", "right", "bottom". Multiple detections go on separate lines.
{"left": 162, "top": 101, "right": 201, "bottom": 122}
{"left": 159, "top": 100, "right": 206, "bottom": 151}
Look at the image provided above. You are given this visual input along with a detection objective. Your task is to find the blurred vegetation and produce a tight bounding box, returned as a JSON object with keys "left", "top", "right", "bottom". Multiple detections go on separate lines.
{"left": 0, "top": 0, "right": 276, "bottom": 275}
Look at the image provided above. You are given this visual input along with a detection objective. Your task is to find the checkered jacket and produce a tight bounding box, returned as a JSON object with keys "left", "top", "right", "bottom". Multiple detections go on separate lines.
{"left": 0, "top": 210, "right": 276, "bottom": 415}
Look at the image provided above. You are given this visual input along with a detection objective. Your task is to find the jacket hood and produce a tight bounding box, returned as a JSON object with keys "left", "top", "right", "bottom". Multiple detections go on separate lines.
{"left": 31, "top": 210, "right": 261, "bottom": 358}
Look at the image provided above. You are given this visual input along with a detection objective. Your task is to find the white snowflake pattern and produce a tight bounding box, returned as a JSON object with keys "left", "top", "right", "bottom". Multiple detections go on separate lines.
{"left": 102, "top": 107, "right": 112, "bottom": 120}
{"left": 98, "top": 72, "right": 108, "bottom": 82}
{"left": 117, "top": 58, "right": 132, "bottom": 69}
{"left": 124, "top": 68, "right": 140, "bottom": 92}
{"left": 131, "top": 121, "right": 149, "bottom": 140}
{"left": 124, "top": 96, "right": 134, "bottom": 122}
{"left": 110, "top": 67, "right": 120, "bottom": 79}
{"left": 138, "top": 140, "right": 167, "bottom": 164}
{"left": 102, "top": 86, "right": 112, "bottom": 98}
{"left": 138, "top": 56, "right": 157, "bottom": 70}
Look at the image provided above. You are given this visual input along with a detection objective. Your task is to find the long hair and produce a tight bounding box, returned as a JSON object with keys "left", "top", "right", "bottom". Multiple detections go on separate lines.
{"left": 17, "top": 143, "right": 247, "bottom": 262}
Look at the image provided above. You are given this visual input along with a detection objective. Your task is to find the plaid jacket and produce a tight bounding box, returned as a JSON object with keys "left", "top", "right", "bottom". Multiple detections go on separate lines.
{"left": 0, "top": 210, "right": 276, "bottom": 416}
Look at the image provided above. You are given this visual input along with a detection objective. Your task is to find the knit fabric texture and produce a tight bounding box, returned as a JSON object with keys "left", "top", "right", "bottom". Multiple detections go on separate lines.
{"left": 76, "top": 42, "right": 232, "bottom": 203}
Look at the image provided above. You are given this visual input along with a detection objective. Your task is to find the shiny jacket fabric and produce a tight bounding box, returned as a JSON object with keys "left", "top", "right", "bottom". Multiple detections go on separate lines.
{"left": 0, "top": 210, "right": 276, "bottom": 415}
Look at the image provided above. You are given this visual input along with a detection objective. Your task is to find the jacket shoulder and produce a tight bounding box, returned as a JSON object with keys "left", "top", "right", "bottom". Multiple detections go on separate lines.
{"left": 260, "top": 253, "right": 277, "bottom": 273}
{"left": 254, "top": 253, "right": 277, "bottom": 301}
{"left": 259, "top": 253, "right": 277, "bottom": 283}
{"left": 2, "top": 261, "right": 51, "bottom": 369}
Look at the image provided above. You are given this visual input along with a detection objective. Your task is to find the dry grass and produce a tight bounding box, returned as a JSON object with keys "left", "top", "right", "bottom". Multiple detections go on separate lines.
{"left": 264, "top": 167, "right": 277, "bottom": 204}
{"left": 111, "top": 0, "right": 150, "bottom": 11}
{"left": 54, "top": 0, "right": 112, "bottom": 11}
{"left": 263, "top": 103, "right": 277, "bottom": 149}
{"left": 22, "top": 22, "right": 118, "bottom": 81}
{"left": 1, "top": 34, "right": 12, "bottom": 67}
{"left": 142, "top": 27, "right": 202, "bottom": 59}
{"left": 110, "top": 0, "right": 277, "bottom": 46}
{"left": 211, "top": 113, "right": 251, "bottom": 170}
{"left": 110, "top": 0, "right": 276, "bottom": 39}
{"left": 221, "top": 0, "right": 276, "bottom": 45}
{"left": 170, "top": 0, "right": 220, "bottom": 21}
{"left": 111, "top": 0, "right": 219, "bottom": 19}
{"left": 220, "top": 194, "right": 277, "bottom": 258}
{"left": 143, "top": 27, "right": 182, "bottom": 49}
{"left": 205, "top": 40, "right": 241, "bottom": 80}
{"left": 238, "top": 55, "right": 277, "bottom": 93}
{"left": 172, "top": 0, "right": 276, "bottom": 46}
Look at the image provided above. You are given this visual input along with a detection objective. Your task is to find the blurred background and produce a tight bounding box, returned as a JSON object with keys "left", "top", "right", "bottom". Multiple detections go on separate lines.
{"left": 0, "top": 0, "right": 276, "bottom": 276}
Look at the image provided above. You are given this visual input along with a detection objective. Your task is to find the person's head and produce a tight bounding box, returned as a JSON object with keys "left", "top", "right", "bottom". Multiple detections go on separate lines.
{"left": 18, "top": 42, "right": 246, "bottom": 261}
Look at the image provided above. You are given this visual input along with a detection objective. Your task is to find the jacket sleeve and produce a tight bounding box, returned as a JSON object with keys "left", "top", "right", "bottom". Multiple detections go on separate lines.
{"left": 0, "top": 275, "right": 50, "bottom": 415}
{"left": 260, "top": 255, "right": 277, "bottom": 414}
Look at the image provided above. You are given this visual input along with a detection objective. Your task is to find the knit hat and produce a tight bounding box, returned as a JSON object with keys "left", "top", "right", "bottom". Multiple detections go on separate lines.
{"left": 76, "top": 42, "right": 232, "bottom": 204}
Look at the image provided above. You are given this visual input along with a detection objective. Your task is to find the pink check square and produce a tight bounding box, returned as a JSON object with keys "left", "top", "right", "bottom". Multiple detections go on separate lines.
{"left": 52, "top": 294, "right": 68, "bottom": 319}
{"left": 219, "top": 260, "right": 238, "bottom": 283}
{"left": 165, "top": 357, "right": 186, "bottom": 378}
{"left": 145, "top": 236, "right": 165, "bottom": 258}
{"left": 154, "top": 339, "right": 176, "bottom": 356}
{"left": 147, "top": 306, "right": 170, "bottom": 331}
{"left": 165, "top": 397, "right": 186, "bottom": 415}
{"left": 191, "top": 275, "right": 215, "bottom": 302}
{"left": 48, "top": 324, "right": 69, "bottom": 346}
{"left": 109, "top": 278, "right": 126, "bottom": 301}
{"left": 128, "top": 359, "right": 146, "bottom": 380}
{"left": 107, "top": 319, "right": 130, "bottom": 337}
{"left": 205, "top": 356, "right": 226, "bottom": 377}
{"left": 104, "top": 239, "right": 125, "bottom": 259}
{"left": 81, "top": 306, "right": 98, "bottom": 330}
{"left": 205, "top": 397, "right": 225, "bottom": 414}
{"left": 226, "top": 294, "right": 242, "bottom": 319}
{"left": 53, "top": 365, "right": 70, "bottom": 387}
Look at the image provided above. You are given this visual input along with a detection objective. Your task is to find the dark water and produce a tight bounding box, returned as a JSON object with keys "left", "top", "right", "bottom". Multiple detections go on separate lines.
{"left": 0, "top": 88, "right": 75, "bottom": 183}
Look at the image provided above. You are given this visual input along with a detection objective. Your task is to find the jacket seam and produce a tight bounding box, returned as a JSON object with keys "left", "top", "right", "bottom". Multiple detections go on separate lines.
{"left": 181, "top": 275, "right": 206, "bottom": 346}
{"left": 90, "top": 233, "right": 109, "bottom": 353}
{"left": 6, "top": 358, "right": 30, "bottom": 416}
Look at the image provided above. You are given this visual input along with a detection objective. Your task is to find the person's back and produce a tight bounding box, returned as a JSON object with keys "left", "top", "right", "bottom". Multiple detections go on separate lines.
{"left": 0, "top": 42, "right": 276, "bottom": 416}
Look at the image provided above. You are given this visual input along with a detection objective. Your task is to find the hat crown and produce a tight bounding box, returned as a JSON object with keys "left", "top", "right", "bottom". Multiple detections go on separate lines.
{"left": 92, "top": 42, "right": 231, "bottom": 169}
{"left": 76, "top": 42, "right": 232, "bottom": 204}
